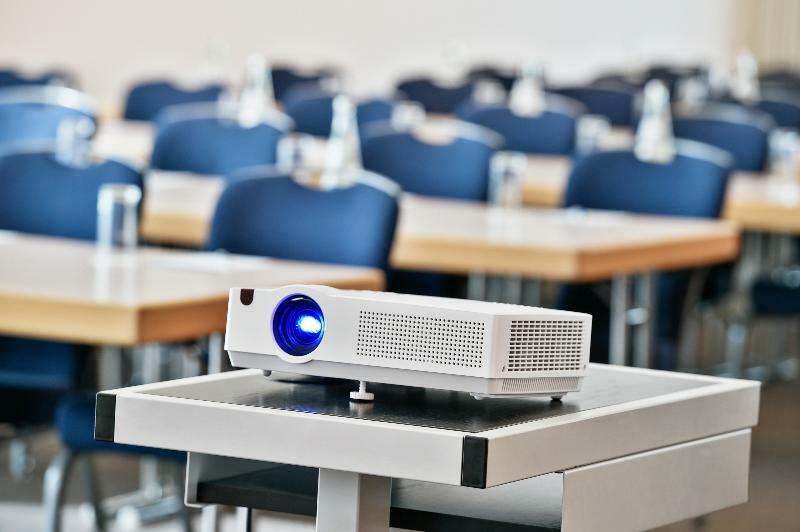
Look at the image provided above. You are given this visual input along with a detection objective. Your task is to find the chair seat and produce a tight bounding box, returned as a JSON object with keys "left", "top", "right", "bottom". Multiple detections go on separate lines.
{"left": 752, "top": 271, "right": 800, "bottom": 315}
{"left": 56, "top": 392, "right": 185, "bottom": 460}
{"left": 0, "top": 336, "right": 87, "bottom": 391}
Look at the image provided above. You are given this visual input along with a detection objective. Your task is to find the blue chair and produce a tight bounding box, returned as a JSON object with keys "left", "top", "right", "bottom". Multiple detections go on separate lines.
{"left": 0, "top": 68, "right": 71, "bottom": 88}
{"left": 396, "top": 78, "right": 475, "bottom": 114}
{"left": 44, "top": 392, "right": 188, "bottom": 532}
{"left": 753, "top": 90, "right": 800, "bottom": 130}
{"left": 0, "top": 86, "right": 95, "bottom": 144}
{"left": 458, "top": 97, "right": 582, "bottom": 155}
{"left": 672, "top": 105, "right": 773, "bottom": 171}
{"left": 760, "top": 69, "right": 800, "bottom": 91}
{"left": 550, "top": 85, "right": 637, "bottom": 126}
{"left": 272, "top": 65, "right": 336, "bottom": 102}
{"left": 123, "top": 80, "right": 224, "bottom": 121}
{"left": 0, "top": 151, "right": 141, "bottom": 415}
{"left": 283, "top": 86, "right": 395, "bottom": 137}
{"left": 361, "top": 122, "right": 499, "bottom": 201}
{"left": 208, "top": 169, "right": 399, "bottom": 270}
{"left": 751, "top": 269, "right": 800, "bottom": 315}
{"left": 560, "top": 144, "right": 732, "bottom": 369}
{"left": 282, "top": 85, "right": 336, "bottom": 137}
{"left": 150, "top": 103, "right": 292, "bottom": 175}
{"left": 0, "top": 147, "right": 140, "bottom": 453}
{"left": 468, "top": 66, "right": 517, "bottom": 91}
{"left": 644, "top": 65, "right": 703, "bottom": 97}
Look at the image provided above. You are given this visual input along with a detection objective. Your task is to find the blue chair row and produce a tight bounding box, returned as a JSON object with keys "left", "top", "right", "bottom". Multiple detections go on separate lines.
{"left": 0, "top": 68, "right": 73, "bottom": 89}
{"left": 122, "top": 65, "right": 338, "bottom": 123}
{"left": 395, "top": 77, "right": 475, "bottom": 114}
{"left": 123, "top": 80, "right": 225, "bottom": 122}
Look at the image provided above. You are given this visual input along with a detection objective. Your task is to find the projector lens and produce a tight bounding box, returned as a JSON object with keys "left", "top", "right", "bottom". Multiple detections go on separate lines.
{"left": 273, "top": 294, "right": 325, "bottom": 356}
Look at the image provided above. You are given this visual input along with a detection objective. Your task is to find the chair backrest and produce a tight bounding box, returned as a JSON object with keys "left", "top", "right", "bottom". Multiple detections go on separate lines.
{"left": 467, "top": 66, "right": 517, "bottom": 91}
{"left": 755, "top": 90, "right": 800, "bottom": 130}
{"left": 396, "top": 78, "right": 475, "bottom": 114}
{"left": 123, "top": 80, "right": 224, "bottom": 121}
{"left": 283, "top": 86, "right": 335, "bottom": 137}
{"left": 550, "top": 85, "right": 636, "bottom": 126}
{"left": 283, "top": 86, "right": 396, "bottom": 137}
{"left": 564, "top": 143, "right": 731, "bottom": 218}
{"left": 208, "top": 170, "right": 399, "bottom": 269}
{"left": 150, "top": 103, "right": 291, "bottom": 175}
{"left": 0, "top": 149, "right": 142, "bottom": 240}
{"left": 0, "top": 68, "right": 69, "bottom": 88}
{"left": 671, "top": 105, "right": 773, "bottom": 171}
{"left": 459, "top": 98, "right": 582, "bottom": 155}
{"left": 361, "top": 122, "right": 499, "bottom": 201}
{"left": 644, "top": 65, "right": 702, "bottom": 97}
{"left": 0, "top": 86, "right": 95, "bottom": 144}
{"left": 272, "top": 66, "right": 335, "bottom": 102}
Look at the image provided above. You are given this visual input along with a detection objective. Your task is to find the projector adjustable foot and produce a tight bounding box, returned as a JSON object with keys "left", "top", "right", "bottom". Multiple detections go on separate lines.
{"left": 550, "top": 395, "right": 564, "bottom": 402}
{"left": 350, "top": 381, "right": 374, "bottom": 402}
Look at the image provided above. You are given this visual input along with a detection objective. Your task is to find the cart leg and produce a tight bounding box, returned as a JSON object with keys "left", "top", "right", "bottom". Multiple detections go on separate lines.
{"left": 235, "top": 507, "right": 252, "bottom": 532}
{"left": 201, "top": 332, "right": 225, "bottom": 532}
{"left": 315, "top": 469, "right": 391, "bottom": 532}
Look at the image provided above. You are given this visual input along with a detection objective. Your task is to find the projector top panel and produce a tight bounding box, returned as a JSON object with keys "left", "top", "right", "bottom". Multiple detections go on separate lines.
{"left": 144, "top": 365, "right": 707, "bottom": 433}
{"left": 235, "top": 286, "right": 590, "bottom": 318}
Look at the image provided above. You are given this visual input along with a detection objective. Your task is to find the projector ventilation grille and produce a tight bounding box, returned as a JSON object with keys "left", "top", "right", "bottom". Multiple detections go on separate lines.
{"left": 507, "top": 320, "right": 585, "bottom": 372}
{"left": 500, "top": 376, "right": 582, "bottom": 393}
{"left": 356, "top": 311, "right": 485, "bottom": 368}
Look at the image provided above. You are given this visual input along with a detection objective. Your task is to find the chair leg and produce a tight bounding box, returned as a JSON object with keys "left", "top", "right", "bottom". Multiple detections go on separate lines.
{"left": 43, "top": 449, "right": 76, "bottom": 532}
{"left": 80, "top": 455, "right": 107, "bottom": 532}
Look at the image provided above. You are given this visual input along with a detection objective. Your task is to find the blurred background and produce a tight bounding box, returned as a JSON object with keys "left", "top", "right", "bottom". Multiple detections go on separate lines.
{"left": 0, "top": 0, "right": 798, "bottom": 531}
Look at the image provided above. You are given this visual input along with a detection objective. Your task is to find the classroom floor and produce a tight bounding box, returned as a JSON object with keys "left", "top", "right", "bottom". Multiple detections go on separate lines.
{"left": 0, "top": 379, "right": 797, "bottom": 532}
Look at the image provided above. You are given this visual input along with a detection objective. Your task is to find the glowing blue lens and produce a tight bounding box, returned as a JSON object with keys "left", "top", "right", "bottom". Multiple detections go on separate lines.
{"left": 297, "top": 315, "right": 322, "bottom": 334}
{"left": 272, "top": 294, "right": 325, "bottom": 356}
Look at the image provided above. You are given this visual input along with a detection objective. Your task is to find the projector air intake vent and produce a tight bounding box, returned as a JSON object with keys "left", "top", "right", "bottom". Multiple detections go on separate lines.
{"left": 356, "top": 311, "right": 485, "bottom": 368}
{"left": 507, "top": 320, "right": 584, "bottom": 372}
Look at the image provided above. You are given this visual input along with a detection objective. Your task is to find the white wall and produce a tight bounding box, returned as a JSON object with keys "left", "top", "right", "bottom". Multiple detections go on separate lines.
{"left": 0, "top": 0, "right": 741, "bottom": 108}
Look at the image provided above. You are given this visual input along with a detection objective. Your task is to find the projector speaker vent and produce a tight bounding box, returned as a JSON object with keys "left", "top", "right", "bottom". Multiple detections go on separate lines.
{"left": 507, "top": 320, "right": 584, "bottom": 372}
{"left": 356, "top": 311, "right": 485, "bottom": 368}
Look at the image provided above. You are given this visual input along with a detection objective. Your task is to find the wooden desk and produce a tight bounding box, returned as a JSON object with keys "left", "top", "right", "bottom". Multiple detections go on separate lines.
{"left": 0, "top": 232, "right": 382, "bottom": 346}
{"left": 93, "top": 120, "right": 155, "bottom": 166}
{"left": 141, "top": 172, "right": 740, "bottom": 281}
{"left": 723, "top": 174, "right": 800, "bottom": 234}
{"left": 392, "top": 196, "right": 739, "bottom": 282}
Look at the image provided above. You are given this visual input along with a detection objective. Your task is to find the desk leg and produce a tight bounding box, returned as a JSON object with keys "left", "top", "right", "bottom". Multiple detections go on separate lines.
{"left": 207, "top": 332, "right": 224, "bottom": 375}
{"left": 316, "top": 469, "right": 391, "bottom": 532}
{"left": 610, "top": 275, "right": 630, "bottom": 366}
{"left": 467, "top": 273, "right": 487, "bottom": 301}
{"left": 201, "top": 332, "right": 225, "bottom": 532}
{"left": 632, "top": 272, "right": 656, "bottom": 369}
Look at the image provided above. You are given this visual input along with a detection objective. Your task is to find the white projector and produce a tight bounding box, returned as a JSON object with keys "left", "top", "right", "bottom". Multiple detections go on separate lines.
{"left": 225, "top": 285, "right": 592, "bottom": 400}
